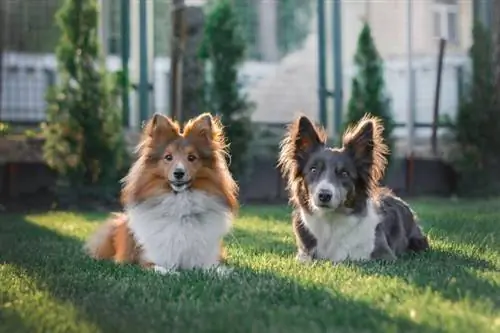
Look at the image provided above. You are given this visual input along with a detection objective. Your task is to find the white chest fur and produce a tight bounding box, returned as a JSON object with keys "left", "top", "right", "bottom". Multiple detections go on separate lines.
{"left": 126, "top": 190, "right": 232, "bottom": 270}
{"left": 300, "top": 201, "right": 381, "bottom": 263}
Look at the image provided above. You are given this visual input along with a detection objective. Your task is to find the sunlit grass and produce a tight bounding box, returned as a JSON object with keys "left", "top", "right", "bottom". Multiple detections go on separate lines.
{"left": 1, "top": 198, "right": 499, "bottom": 333}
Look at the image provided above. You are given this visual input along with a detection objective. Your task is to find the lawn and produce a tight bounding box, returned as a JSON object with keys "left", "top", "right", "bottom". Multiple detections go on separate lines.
{"left": 0, "top": 198, "right": 499, "bottom": 333}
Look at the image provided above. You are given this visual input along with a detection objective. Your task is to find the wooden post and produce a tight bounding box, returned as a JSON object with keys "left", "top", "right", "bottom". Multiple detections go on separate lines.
{"left": 170, "top": 0, "right": 186, "bottom": 123}
{"left": 431, "top": 38, "right": 446, "bottom": 156}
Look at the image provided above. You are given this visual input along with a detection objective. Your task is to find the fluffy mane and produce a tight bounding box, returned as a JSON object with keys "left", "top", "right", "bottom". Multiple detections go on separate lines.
{"left": 121, "top": 113, "right": 238, "bottom": 213}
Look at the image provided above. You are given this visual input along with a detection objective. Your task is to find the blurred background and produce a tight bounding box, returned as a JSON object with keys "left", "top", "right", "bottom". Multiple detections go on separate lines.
{"left": 0, "top": 0, "right": 498, "bottom": 210}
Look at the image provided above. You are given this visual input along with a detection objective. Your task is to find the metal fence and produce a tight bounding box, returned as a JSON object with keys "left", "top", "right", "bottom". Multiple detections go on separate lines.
{"left": 0, "top": 0, "right": 475, "bottom": 151}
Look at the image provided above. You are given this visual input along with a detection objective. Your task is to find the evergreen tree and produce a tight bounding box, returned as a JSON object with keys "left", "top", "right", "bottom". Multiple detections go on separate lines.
{"left": 42, "top": 0, "right": 128, "bottom": 204}
{"left": 200, "top": 0, "right": 253, "bottom": 179}
{"left": 452, "top": 22, "right": 500, "bottom": 196}
{"left": 344, "top": 22, "right": 394, "bottom": 164}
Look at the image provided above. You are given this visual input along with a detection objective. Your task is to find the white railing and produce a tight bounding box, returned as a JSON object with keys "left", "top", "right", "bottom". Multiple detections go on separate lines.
{"left": 0, "top": 52, "right": 277, "bottom": 124}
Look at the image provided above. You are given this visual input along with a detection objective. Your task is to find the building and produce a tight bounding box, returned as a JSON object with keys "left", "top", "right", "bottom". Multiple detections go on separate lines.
{"left": 249, "top": 0, "right": 474, "bottom": 145}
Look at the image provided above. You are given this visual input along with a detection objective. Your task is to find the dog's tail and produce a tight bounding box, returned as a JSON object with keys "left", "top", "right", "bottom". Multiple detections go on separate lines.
{"left": 408, "top": 224, "right": 430, "bottom": 252}
{"left": 84, "top": 213, "right": 131, "bottom": 261}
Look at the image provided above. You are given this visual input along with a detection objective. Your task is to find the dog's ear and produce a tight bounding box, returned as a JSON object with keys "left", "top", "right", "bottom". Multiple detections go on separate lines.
{"left": 137, "top": 113, "right": 180, "bottom": 157}
{"left": 144, "top": 113, "right": 179, "bottom": 139}
{"left": 184, "top": 113, "right": 226, "bottom": 156}
{"left": 294, "top": 116, "right": 326, "bottom": 153}
{"left": 342, "top": 114, "right": 388, "bottom": 183}
{"left": 184, "top": 113, "right": 213, "bottom": 141}
{"left": 279, "top": 115, "right": 326, "bottom": 179}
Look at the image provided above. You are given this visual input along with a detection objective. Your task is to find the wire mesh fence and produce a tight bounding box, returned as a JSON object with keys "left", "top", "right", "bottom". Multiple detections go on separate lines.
{"left": 0, "top": 0, "right": 476, "bottom": 153}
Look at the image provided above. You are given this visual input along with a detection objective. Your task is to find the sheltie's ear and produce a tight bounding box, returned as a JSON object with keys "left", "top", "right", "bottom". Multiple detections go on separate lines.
{"left": 342, "top": 114, "right": 388, "bottom": 185}
{"left": 278, "top": 115, "right": 326, "bottom": 179}
{"left": 137, "top": 113, "right": 180, "bottom": 157}
{"left": 184, "top": 113, "right": 226, "bottom": 156}
{"left": 144, "top": 113, "right": 179, "bottom": 139}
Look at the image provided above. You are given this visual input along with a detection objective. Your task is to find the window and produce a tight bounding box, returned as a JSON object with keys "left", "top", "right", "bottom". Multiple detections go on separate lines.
{"left": 432, "top": 2, "right": 459, "bottom": 44}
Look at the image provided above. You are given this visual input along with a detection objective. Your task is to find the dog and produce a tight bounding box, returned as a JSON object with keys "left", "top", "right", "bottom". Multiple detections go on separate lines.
{"left": 84, "top": 113, "right": 238, "bottom": 274}
{"left": 278, "top": 114, "right": 429, "bottom": 264}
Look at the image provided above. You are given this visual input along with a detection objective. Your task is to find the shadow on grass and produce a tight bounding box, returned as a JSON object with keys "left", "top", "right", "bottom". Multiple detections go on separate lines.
{"left": 229, "top": 227, "right": 296, "bottom": 256}
{"left": 352, "top": 248, "right": 499, "bottom": 307}
{"left": 0, "top": 215, "right": 443, "bottom": 333}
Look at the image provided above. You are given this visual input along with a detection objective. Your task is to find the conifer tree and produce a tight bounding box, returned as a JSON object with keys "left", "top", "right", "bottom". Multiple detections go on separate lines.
{"left": 344, "top": 22, "right": 394, "bottom": 164}
{"left": 200, "top": 0, "right": 253, "bottom": 178}
{"left": 42, "top": 0, "right": 127, "bottom": 203}
{"left": 453, "top": 22, "right": 500, "bottom": 195}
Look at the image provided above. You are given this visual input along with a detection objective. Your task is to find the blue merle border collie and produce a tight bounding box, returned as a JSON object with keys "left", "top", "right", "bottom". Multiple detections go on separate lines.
{"left": 278, "top": 114, "right": 429, "bottom": 264}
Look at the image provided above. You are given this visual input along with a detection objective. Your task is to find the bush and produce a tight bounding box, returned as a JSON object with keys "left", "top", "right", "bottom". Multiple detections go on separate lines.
{"left": 451, "top": 22, "right": 500, "bottom": 196}
{"left": 200, "top": 0, "right": 254, "bottom": 179}
{"left": 42, "top": 0, "right": 128, "bottom": 206}
{"left": 344, "top": 22, "right": 394, "bottom": 165}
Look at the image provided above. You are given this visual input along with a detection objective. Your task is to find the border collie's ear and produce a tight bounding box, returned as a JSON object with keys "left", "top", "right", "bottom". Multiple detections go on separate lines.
{"left": 294, "top": 116, "right": 325, "bottom": 152}
{"left": 278, "top": 115, "right": 326, "bottom": 179}
{"left": 342, "top": 114, "right": 388, "bottom": 182}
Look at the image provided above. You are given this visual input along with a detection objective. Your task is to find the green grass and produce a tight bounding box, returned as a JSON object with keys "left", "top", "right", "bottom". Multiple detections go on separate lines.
{"left": 0, "top": 198, "right": 499, "bottom": 333}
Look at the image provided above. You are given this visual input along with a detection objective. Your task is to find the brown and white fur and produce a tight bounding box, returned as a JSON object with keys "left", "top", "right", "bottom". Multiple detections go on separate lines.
{"left": 84, "top": 113, "right": 238, "bottom": 275}
{"left": 278, "top": 114, "right": 429, "bottom": 264}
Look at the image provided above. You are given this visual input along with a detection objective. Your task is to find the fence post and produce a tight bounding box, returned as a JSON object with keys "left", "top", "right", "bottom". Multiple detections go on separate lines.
{"left": 170, "top": 0, "right": 186, "bottom": 123}
{"left": 431, "top": 38, "right": 446, "bottom": 156}
{"left": 120, "top": 0, "right": 130, "bottom": 127}
{"left": 316, "top": 0, "right": 327, "bottom": 128}
{"left": 138, "top": 0, "right": 150, "bottom": 124}
{"left": 332, "top": 0, "right": 343, "bottom": 135}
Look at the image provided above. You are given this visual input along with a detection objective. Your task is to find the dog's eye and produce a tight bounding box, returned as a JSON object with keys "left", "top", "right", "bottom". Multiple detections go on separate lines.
{"left": 164, "top": 154, "right": 173, "bottom": 161}
{"left": 310, "top": 167, "right": 317, "bottom": 173}
{"left": 187, "top": 154, "right": 197, "bottom": 162}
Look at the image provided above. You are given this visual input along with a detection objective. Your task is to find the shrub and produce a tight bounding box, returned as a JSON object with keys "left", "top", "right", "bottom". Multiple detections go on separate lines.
{"left": 344, "top": 22, "right": 394, "bottom": 165}
{"left": 200, "top": 0, "right": 254, "bottom": 179}
{"left": 451, "top": 22, "right": 500, "bottom": 196}
{"left": 42, "top": 0, "right": 128, "bottom": 206}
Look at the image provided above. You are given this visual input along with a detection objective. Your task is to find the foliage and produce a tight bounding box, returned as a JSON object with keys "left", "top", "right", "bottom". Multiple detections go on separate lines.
{"left": 42, "top": 0, "right": 128, "bottom": 206}
{"left": 450, "top": 22, "right": 500, "bottom": 196}
{"left": 215, "top": 0, "right": 313, "bottom": 60}
{"left": 0, "top": 123, "right": 10, "bottom": 136}
{"left": 200, "top": 0, "right": 254, "bottom": 179}
{"left": 344, "top": 22, "right": 394, "bottom": 165}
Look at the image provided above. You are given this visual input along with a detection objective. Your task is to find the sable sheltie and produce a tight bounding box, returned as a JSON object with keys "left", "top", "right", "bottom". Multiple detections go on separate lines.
{"left": 278, "top": 114, "right": 429, "bottom": 264}
{"left": 84, "top": 113, "right": 238, "bottom": 274}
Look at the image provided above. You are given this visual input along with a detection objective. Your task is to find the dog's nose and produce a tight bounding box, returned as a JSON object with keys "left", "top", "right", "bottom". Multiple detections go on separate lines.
{"left": 173, "top": 169, "right": 185, "bottom": 180}
{"left": 318, "top": 189, "right": 333, "bottom": 203}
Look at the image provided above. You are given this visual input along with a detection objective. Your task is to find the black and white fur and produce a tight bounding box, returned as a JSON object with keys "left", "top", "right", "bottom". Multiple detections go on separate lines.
{"left": 278, "top": 114, "right": 430, "bottom": 264}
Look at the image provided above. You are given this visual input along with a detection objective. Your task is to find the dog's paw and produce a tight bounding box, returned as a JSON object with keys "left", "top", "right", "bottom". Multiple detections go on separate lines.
{"left": 153, "top": 265, "right": 179, "bottom": 276}
{"left": 296, "top": 251, "right": 314, "bottom": 264}
{"left": 213, "top": 265, "right": 234, "bottom": 278}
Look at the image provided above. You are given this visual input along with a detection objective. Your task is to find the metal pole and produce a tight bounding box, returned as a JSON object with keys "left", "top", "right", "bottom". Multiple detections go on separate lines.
{"left": 431, "top": 38, "right": 446, "bottom": 155}
{"left": 170, "top": 0, "right": 185, "bottom": 122}
{"left": 120, "top": 0, "right": 130, "bottom": 127}
{"left": 332, "top": 0, "right": 343, "bottom": 135}
{"left": 317, "top": 0, "right": 327, "bottom": 128}
{"left": 406, "top": 0, "right": 415, "bottom": 154}
{"left": 139, "top": 0, "right": 149, "bottom": 123}
{"left": 98, "top": 0, "right": 109, "bottom": 58}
